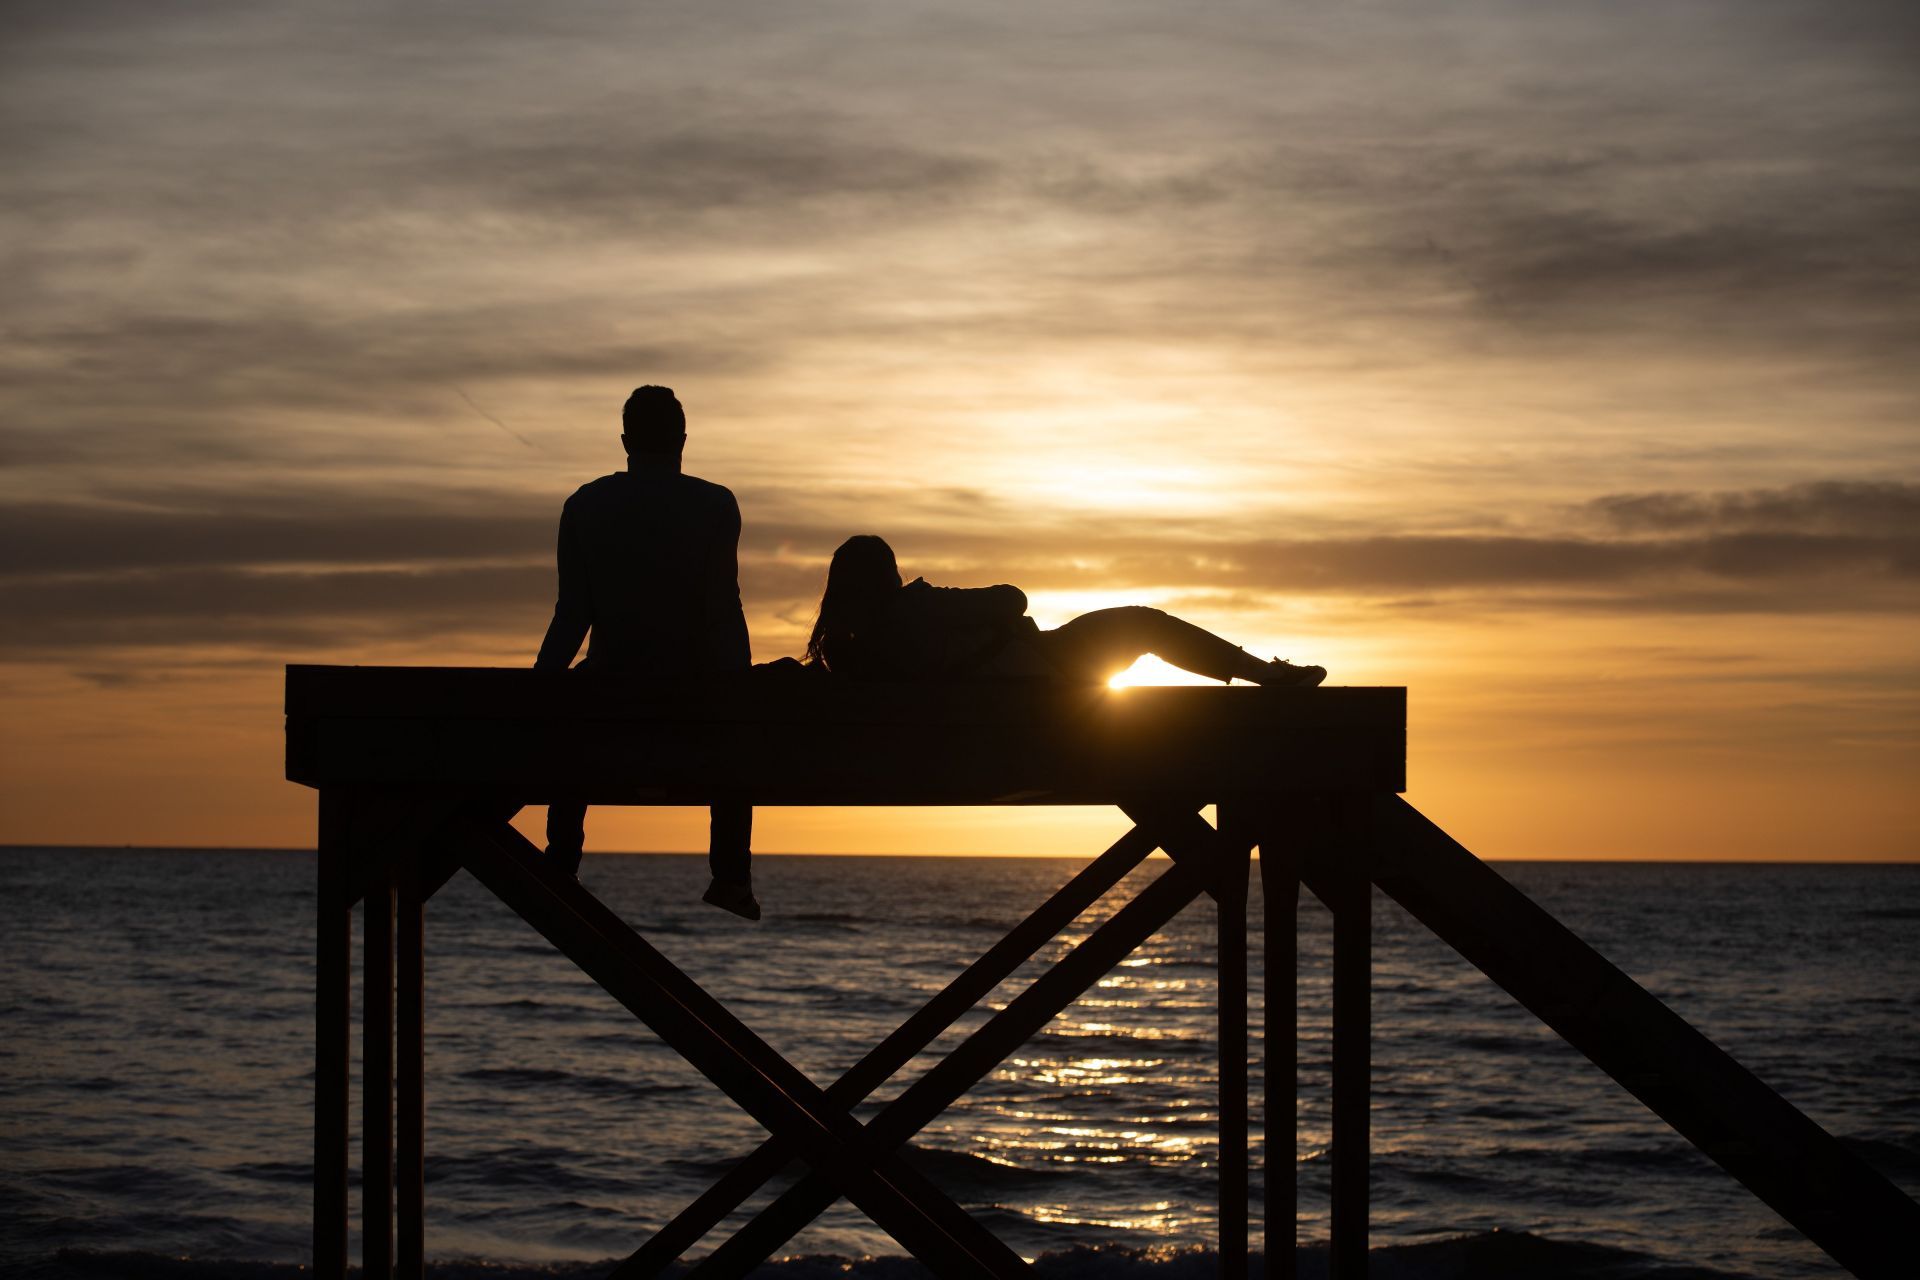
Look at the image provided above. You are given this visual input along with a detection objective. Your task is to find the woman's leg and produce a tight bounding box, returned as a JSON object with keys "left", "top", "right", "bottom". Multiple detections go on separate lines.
{"left": 1040, "top": 606, "right": 1271, "bottom": 683}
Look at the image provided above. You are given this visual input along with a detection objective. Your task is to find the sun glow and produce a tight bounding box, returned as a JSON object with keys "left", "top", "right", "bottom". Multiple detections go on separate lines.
{"left": 1107, "top": 655, "right": 1212, "bottom": 689}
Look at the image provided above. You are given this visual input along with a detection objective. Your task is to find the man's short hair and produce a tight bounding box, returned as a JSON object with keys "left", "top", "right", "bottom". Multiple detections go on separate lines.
{"left": 623, "top": 386, "right": 686, "bottom": 453}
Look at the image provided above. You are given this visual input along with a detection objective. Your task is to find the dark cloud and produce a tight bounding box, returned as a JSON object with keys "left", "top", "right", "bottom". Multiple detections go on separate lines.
{"left": 923, "top": 531, "right": 1916, "bottom": 606}
{"left": 0, "top": 308, "right": 764, "bottom": 428}
{"left": 0, "top": 498, "right": 554, "bottom": 576}
{"left": 1582, "top": 480, "right": 1920, "bottom": 537}
{"left": 3, "top": 479, "right": 1912, "bottom": 666}
{"left": 436, "top": 124, "right": 994, "bottom": 228}
{"left": 0, "top": 564, "right": 552, "bottom": 657}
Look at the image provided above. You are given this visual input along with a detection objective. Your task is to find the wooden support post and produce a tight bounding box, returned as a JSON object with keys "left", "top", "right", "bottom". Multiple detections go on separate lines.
{"left": 1329, "top": 861, "right": 1370, "bottom": 1280}
{"left": 1216, "top": 824, "right": 1250, "bottom": 1280}
{"left": 1260, "top": 838, "right": 1299, "bottom": 1280}
{"left": 396, "top": 854, "right": 426, "bottom": 1280}
{"left": 314, "top": 790, "right": 352, "bottom": 1280}
{"left": 364, "top": 870, "right": 396, "bottom": 1280}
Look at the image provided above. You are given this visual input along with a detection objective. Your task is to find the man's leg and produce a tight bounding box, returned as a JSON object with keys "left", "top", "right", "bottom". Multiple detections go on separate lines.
{"left": 702, "top": 802, "right": 760, "bottom": 919}
{"left": 546, "top": 801, "right": 587, "bottom": 876}
{"left": 709, "top": 803, "right": 753, "bottom": 883}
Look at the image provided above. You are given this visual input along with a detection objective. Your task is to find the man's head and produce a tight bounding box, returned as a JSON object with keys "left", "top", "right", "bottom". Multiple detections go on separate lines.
{"left": 622, "top": 385, "right": 686, "bottom": 457}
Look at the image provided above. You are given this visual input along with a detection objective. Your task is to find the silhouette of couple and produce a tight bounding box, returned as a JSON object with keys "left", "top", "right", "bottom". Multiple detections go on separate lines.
{"left": 537, "top": 387, "right": 1326, "bottom": 920}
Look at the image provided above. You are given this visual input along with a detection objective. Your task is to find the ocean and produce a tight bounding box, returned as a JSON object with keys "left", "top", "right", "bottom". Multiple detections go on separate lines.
{"left": 1, "top": 846, "right": 1915, "bottom": 1280}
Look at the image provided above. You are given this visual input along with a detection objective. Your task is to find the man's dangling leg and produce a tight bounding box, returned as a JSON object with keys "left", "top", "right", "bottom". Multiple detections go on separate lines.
{"left": 546, "top": 801, "right": 587, "bottom": 877}
{"left": 702, "top": 802, "right": 760, "bottom": 920}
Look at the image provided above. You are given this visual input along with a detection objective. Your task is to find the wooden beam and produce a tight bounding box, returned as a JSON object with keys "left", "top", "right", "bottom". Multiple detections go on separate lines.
{"left": 1215, "top": 825, "right": 1250, "bottom": 1280}
{"left": 396, "top": 857, "right": 426, "bottom": 1280}
{"left": 449, "top": 817, "right": 1029, "bottom": 1280}
{"left": 338, "top": 788, "right": 478, "bottom": 911}
{"left": 1365, "top": 795, "right": 1919, "bottom": 1279}
{"left": 1325, "top": 861, "right": 1370, "bottom": 1280}
{"left": 614, "top": 819, "right": 1168, "bottom": 1278}
{"left": 1259, "top": 837, "right": 1300, "bottom": 1280}
{"left": 313, "top": 790, "right": 351, "bottom": 1280}
{"left": 286, "top": 664, "right": 1406, "bottom": 730}
{"left": 285, "top": 667, "right": 1407, "bottom": 803}
{"left": 363, "top": 873, "right": 395, "bottom": 1280}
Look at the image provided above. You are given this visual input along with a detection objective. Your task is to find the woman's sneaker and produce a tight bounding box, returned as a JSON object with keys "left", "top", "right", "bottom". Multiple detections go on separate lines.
{"left": 1254, "top": 659, "right": 1326, "bottom": 688}
{"left": 702, "top": 877, "right": 762, "bottom": 921}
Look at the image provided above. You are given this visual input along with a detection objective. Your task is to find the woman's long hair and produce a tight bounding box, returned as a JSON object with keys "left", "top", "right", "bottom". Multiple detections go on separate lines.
{"left": 805, "top": 535, "right": 901, "bottom": 672}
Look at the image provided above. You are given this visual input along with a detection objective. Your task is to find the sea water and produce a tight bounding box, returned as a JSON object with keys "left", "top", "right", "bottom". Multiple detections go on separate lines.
{"left": 1, "top": 846, "right": 1915, "bottom": 1279}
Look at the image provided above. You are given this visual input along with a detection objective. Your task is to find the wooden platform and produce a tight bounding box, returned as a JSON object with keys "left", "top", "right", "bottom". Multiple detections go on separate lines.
{"left": 285, "top": 665, "right": 1405, "bottom": 803}
{"left": 283, "top": 664, "right": 1916, "bottom": 1280}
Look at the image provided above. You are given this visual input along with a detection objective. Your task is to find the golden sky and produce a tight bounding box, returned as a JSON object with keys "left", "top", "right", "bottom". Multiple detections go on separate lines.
{"left": 1, "top": 2, "right": 1915, "bottom": 858}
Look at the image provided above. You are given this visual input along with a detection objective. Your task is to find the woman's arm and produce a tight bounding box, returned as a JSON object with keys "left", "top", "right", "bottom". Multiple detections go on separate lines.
{"left": 904, "top": 578, "right": 1027, "bottom": 624}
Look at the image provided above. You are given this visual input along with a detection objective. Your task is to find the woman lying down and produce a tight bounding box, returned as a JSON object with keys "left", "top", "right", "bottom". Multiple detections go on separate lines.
{"left": 802, "top": 535, "right": 1326, "bottom": 687}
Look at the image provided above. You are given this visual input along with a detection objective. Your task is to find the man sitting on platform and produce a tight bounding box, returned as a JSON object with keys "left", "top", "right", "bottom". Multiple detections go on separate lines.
{"left": 535, "top": 385, "right": 760, "bottom": 920}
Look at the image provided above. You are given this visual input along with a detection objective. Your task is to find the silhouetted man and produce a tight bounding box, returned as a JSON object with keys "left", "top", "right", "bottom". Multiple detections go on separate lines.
{"left": 536, "top": 386, "right": 759, "bottom": 919}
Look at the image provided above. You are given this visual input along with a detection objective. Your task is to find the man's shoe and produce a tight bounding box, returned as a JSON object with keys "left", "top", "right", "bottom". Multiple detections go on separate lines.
{"left": 702, "top": 877, "right": 762, "bottom": 921}
{"left": 1254, "top": 659, "right": 1326, "bottom": 688}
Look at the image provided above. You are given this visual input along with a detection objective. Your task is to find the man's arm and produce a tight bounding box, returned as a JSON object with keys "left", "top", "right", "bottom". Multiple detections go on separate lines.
{"left": 704, "top": 490, "right": 751, "bottom": 671}
{"left": 535, "top": 501, "right": 590, "bottom": 670}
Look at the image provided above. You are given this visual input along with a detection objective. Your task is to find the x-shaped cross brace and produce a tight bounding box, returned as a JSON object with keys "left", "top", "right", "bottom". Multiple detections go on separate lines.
{"left": 445, "top": 802, "right": 1252, "bottom": 1278}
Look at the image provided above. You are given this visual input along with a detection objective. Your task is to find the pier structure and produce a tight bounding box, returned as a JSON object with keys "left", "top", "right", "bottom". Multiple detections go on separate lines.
{"left": 286, "top": 665, "right": 1915, "bottom": 1279}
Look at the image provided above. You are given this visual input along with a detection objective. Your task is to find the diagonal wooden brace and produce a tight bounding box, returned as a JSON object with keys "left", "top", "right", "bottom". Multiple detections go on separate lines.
{"left": 688, "top": 805, "right": 1246, "bottom": 1279}
{"left": 615, "top": 817, "right": 1173, "bottom": 1277}
{"left": 1361, "top": 794, "right": 1920, "bottom": 1279}
{"left": 449, "top": 816, "right": 1028, "bottom": 1280}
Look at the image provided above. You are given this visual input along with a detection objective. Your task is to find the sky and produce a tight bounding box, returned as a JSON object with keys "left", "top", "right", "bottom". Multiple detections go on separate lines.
{"left": 2, "top": 0, "right": 1915, "bottom": 858}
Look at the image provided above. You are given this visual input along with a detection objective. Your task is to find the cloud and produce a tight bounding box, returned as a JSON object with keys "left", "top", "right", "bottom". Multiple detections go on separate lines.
{"left": 2, "top": 479, "right": 1911, "bottom": 667}
{"left": 2, "top": 3, "right": 1916, "bottom": 671}
{"left": 1582, "top": 480, "right": 1920, "bottom": 537}
{"left": 0, "top": 497, "right": 555, "bottom": 576}
{"left": 0, "top": 564, "right": 551, "bottom": 656}
{"left": 0, "top": 308, "right": 763, "bottom": 427}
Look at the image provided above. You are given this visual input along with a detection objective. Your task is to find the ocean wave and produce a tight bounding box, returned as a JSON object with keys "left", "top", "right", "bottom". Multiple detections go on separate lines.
{"left": 900, "top": 1145, "right": 1078, "bottom": 1191}
{"left": 654, "top": 1145, "right": 1079, "bottom": 1195}
{"left": 920, "top": 914, "right": 1030, "bottom": 932}
{"left": 1854, "top": 906, "right": 1920, "bottom": 921}
{"left": 458, "top": 1067, "right": 694, "bottom": 1100}
{"left": 786, "top": 912, "right": 872, "bottom": 927}
{"left": 29, "top": 1233, "right": 1756, "bottom": 1280}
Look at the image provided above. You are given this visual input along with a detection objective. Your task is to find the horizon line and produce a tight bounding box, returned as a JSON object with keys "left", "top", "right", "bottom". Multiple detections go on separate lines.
{"left": 1, "top": 843, "right": 1914, "bottom": 865}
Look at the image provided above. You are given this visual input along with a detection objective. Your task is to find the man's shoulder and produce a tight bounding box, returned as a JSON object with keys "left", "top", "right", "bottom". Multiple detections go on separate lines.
{"left": 564, "top": 473, "right": 628, "bottom": 504}
{"left": 562, "top": 471, "right": 738, "bottom": 523}
{"left": 675, "top": 473, "right": 741, "bottom": 522}
{"left": 677, "top": 472, "right": 739, "bottom": 505}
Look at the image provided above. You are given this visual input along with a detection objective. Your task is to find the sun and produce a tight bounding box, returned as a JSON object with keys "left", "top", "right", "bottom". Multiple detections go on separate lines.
{"left": 1106, "top": 655, "right": 1213, "bottom": 690}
